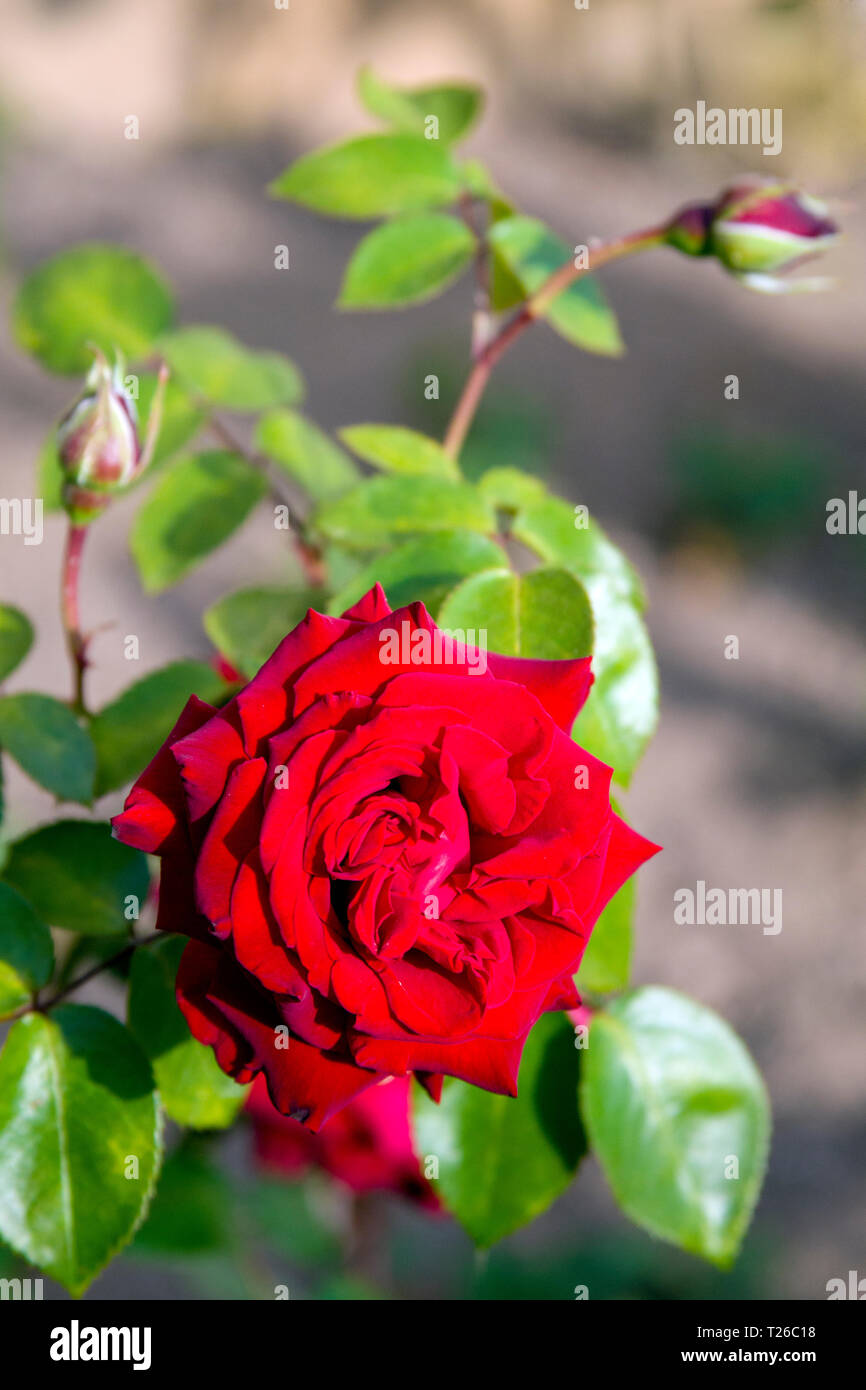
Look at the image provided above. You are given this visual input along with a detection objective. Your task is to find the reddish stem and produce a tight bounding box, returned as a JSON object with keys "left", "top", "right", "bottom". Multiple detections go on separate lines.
{"left": 61, "top": 522, "right": 89, "bottom": 714}
{"left": 443, "top": 223, "right": 667, "bottom": 460}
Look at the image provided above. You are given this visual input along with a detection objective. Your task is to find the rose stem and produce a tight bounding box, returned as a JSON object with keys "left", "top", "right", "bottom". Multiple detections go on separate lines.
{"left": 61, "top": 521, "right": 90, "bottom": 715}
{"left": 442, "top": 223, "right": 668, "bottom": 460}
{"left": 207, "top": 412, "right": 327, "bottom": 587}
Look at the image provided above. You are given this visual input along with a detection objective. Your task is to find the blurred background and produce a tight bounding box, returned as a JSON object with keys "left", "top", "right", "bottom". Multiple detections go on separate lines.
{"left": 0, "top": 0, "right": 864, "bottom": 1299}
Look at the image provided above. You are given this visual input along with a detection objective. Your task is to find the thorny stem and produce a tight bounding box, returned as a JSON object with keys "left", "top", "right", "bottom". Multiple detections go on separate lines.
{"left": 8, "top": 933, "right": 162, "bottom": 1023}
{"left": 207, "top": 413, "right": 327, "bottom": 587}
{"left": 442, "top": 223, "right": 668, "bottom": 460}
{"left": 61, "top": 521, "right": 90, "bottom": 714}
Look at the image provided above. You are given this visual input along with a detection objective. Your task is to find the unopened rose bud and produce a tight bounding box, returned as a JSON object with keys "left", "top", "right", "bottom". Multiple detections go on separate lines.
{"left": 665, "top": 182, "right": 839, "bottom": 293}
{"left": 56, "top": 350, "right": 168, "bottom": 523}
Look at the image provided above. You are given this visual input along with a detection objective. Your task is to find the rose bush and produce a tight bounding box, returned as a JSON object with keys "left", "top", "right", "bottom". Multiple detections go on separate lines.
{"left": 113, "top": 584, "right": 657, "bottom": 1129}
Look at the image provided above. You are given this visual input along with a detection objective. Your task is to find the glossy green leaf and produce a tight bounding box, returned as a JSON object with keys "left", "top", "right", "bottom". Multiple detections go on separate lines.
{"left": 3, "top": 820, "right": 149, "bottom": 936}
{"left": 312, "top": 475, "right": 495, "bottom": 550}
{"left": 581, "top": 987, "right": 770, "bottom": 1268}
{"left": 511, "top": 494, "right": 643, "bottom": 607}
{"left": 89, "top": 660, "right": 228, "bottom": 797}
{"left": 477, "top": 467, "right": 547, "bottom": 514}
{"left": 0, "top": 606, "right": 33, "bottom": 683}
{"left": 576, "top": 877, "right": 634, "bottom": 995}
{"left": 489, "top": 216, "right": 623, "bottom": 356}
{"left": 156, "top": 325, "right": 304, "bottom": 412}
{"left": 128, "top": 937, "right": 245, "bottom": 1130}
{"left": 12, "top": 243, "right": 174, "bottom": 375}
{"left": 255, "top": 410, "right": 359, "bottom": 501}
{"left": 204, "top": 587, "right": 320, "bottom": 680}
{"left": 0, "top": 883, "right": 54, "bottom": 1018}
{"left": 130, "top": 450, "right": 266, "bottom": 592}
{"left": 572, "top": 595, "right": 657, "bottom": 786}
{"left": 339, "top": 213, "right": 475, "bottom": 308}
{"left": 438, "top": 566, "right": 594, "bottom": 659}
{"left": 269, "top": 134, "right": 462, "bottom": 219}
{"left": 328, "top": 530, "right": 505, "bottom": 617}
{"left": 412, "top": 1012, "right": 586, "bottom": 1246}
{"left": 339, "top": 424, "right": 460, "bottom": 479}
{"left": 0, "top": 1006, "right": 162, "bottom": 1294}
{"left": 0, "top": 694, "right": 95, "bottom": 804}
{"left": 358, "top": 67, "right": 484, "bottom": 145}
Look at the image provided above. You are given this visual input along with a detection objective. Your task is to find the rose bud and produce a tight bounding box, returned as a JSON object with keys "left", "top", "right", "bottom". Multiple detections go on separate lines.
{"left": 113, "top": 585, "right": 659, "bottom": 1130}
{"left": 245, "top": 1073, "right": 438, "bottom": 1208}
{"left": 57, "top": 349, "right": 168, "bottom": 523}
{"left": 665, "top": 183, "right": 839, "bottom": 292}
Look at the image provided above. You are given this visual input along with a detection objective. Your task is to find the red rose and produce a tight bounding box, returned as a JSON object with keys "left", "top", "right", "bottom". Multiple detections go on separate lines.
{"left": 246, "top": 1073, "right": 437, "bottom": 1207}
{"left": 113, "top": 585, "right": 657, "bottom": 1129}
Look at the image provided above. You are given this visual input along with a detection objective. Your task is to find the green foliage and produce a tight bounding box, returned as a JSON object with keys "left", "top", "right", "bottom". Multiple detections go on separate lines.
{"left": 0, "top": 1006, "right": 162, "bottom": 1294}
{"left": 128, "top": 937, "right": 246, "bottom": 1130}
{"left": 13, "top": 243, "right": 174, "bottom": 374}
{"left": 0, "top": 883, "right": 54, "bottom": 1018}
{"left": 339, "top": 213, "right": 476, "bottom": 308}
{"left": 0, "top": 606, "right": 34, "bottom": 683}
{"left": 412, "top": 1013, "right": 586, "bottom": 1246}
{"left": 255, "top": 409, "right": 359, "bottom": 500}
{"left": 312, "top": 474, "right": 495, "bottom": 549}
{"left": 130, "top": 450, "right": 267, "bottom": 591}
{"left": 0, "top": 694, "right": 95, "bottom": 804}
{"left": 2, "top": 820, "right": 149, "bottom": 936}
{"left": 204, "top": 587, "right": 320, "bottom": 679}
{"left": 581, "top": 988, "right": 771, "bottom": 1267}
{"left": 339, "top": 424, "right": 460, "bottom": 479}
{"left": 270, "top": 133, "right": 462, "bottom": 219}
{"left": 575, "top": 878, "right": 634, "bottom": 995}
{"left": 358, "top": 67, "right": 484, "bottom": 144}
{"left": 133, "top": 1139, "right": 230, "bottom": 1255}
{"left": 438, "top": 566, "right": 594, "bottom": 659}
{"left": 328, "top": 530, "right": 504, "bottom": 616}
{"left": 89, "top": 661, "right": 228, "bottom": 796}
{"left": 489, "top": 216, "right": 624, "bottom": 356}
{"left": 157, "top": 325, "right": 304, "bottom": 412}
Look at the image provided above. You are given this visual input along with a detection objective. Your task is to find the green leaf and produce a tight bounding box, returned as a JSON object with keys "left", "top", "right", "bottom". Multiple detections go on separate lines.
{"left": 512, "top": 494, "right": 643, "bottom": 607}
{"left": 89, "top": 660, "right": 228, "bottom": 797}
{"left": 130, "top": 450, "right": 267, "bottom": 592}
{"left": 135, "top": 371, "right": 205, "bottom": 471}
{"left": 358, "top": 67, "right": 484, "bottom": 145}
{"left": 0, "top": 606, "right": 33, "bottom": 683}
{"left": 339, "top": 213, "right": 475, "bottom": 309}
{"left": 255, "top": 410, "right": 359, "bottom": 501}
{"left": 36, "top": 437, "right": 64, "bottom": 512}
{"left": 204, "top": 587, "right": 320, "bottom": 680}
{"left": 269, "top": 134, "right": 462, "bottom": 219}
{"left": 581, "top": 987, "right": 771, "bottom": 1268}
{"left": 488, "top": 216, "right": 623, "bottom": 356}
{"left": 572, "top": 597, "right": 657, "bottom": 787}
{"left": 576, "top": 877, "right": 634, "bottom": 995}
{"left": 477, "top": 467, "right": 547, "bottom": 515}
{"left": 0, "top": 694, "right": 95, "bottom": 804}
{"left": 312, "top": 475, "right": 495, "bottom": 550}
{"left": 328, "top": 530, "right": 505, "bottom": 617}
{"left": 156, "top": 325, "right": 304, "bottom": 412}
{"left": 338, "top": 424, "right": 460, "bottom": 479}
{"left": 412, "top": 1012, "right": 586, "bottom": 1247}
{"left": 12, "top": 243, "right": 174, "bottom": 375}
{"left": 0, "top": 1005, "right": 162, "bottom": 1294}
{"left": 0, "top": 883, "right": 54, "bottom": 1019}
{"left": 3, "top": 820, "right": 149, "bottom": 936}
{"left": 128, "top": 937, "right": 245, "bottom": 1130}
{"left": 438, "top": 566, "right": 594, "bottom": 659}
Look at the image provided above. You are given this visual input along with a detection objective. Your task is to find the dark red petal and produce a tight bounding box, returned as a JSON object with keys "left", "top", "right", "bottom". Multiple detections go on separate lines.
{"left": 340, "top": 583, "right": 392, "bottom": 623}
{"left": 111, "top": 695, "right": 216, "bottom": 854}
{"left": 486, "top": 653, "right": 593, "bottom": 732}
